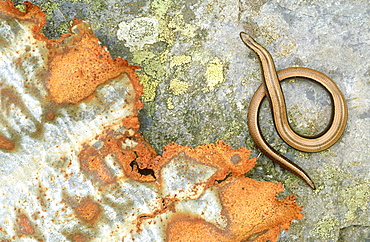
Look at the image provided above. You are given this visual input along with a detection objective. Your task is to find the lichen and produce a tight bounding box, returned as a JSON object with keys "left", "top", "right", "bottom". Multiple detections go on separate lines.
{"left": 55, "top": 20, "right": 73, "bottom": 36}
{"left": 68, "top": 0, "right": 107, "bottom": 11}
{"left": 132, "top": 49, "right": 167, "bottom": 80}
{"left": 340, "top": 183, "right": 370, "bottom": 223}
{"left": 132, "top": 50, "right": 157, "bottom": 65}
{"left": 14, "top": 3, "right": 25, "bottom": 12}
{"left": 168, "top": 78, "right": 188, "bottom": 95}
{"left": 167, "top": 96, "right": 175, "bottom": 109}
{"left": 151, "top": 0, "right": 173, "bottom": 17}
{"left": 203, "top": 57, "right": 225, "bottom": 92}
{"left": 117, "top": 17, "right": 159, "bottom": 51}
{"left": 39, "top": 0, "right": 60, "bottom": 20}
{"left": 138, "top": 72, "right": 160, "bottom": 102}
{"left": 47, "top": 20, "right": 141, "bottom": 104}
{"left": 170, "top": 55, "right": 192, "bottom": 68}
{"left": 312, "top": 217, "right": 340, "bottom": 239}
{"left": 167, "top": 15, "right": 197, "bottom": 38}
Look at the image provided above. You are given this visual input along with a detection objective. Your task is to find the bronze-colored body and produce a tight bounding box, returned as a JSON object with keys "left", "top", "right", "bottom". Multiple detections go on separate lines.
{"left": 240, "top": 32, "right": 348, "bottom": 189}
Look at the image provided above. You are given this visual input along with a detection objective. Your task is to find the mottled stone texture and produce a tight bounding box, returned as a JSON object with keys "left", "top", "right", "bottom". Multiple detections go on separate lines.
{"left": 9, "top": 0, "right": 370, "bottom": 241}
{"left": 0, "top": 1, "right": 303, "bottom": 242}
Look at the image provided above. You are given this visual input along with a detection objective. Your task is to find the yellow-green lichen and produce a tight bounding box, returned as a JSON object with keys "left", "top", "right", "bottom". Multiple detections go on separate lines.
{"left": 168, "top": 79, "right": 188, "bottom": 95}
{"left": 155, "top": 12, "right": 198, "bottom": 45}
{"left": 132, "top": 50, "right": 167, "bottom": 80}
{"left": 132, "top": 50, "right": 157, "bottom": 65}
{"left": 167, "top": 15, "right": 197, "bottom": 38}
{"left": 146, "top": 55, "right": 168, "bottom": 80}
{"left": 132, "top": 50, "right": 156, "bottom": 65}
{"left": 89, "top": 20, "right": 103, "bottom": 31}
{"left": 340, "top": 183, "right": 370, "bottom": 223}
{"left": 40, "top": 0, "right": 60, "bottom": 20}
{"left": 322, "top": 164, "right": 344, "bottom": 183}
{"left": 219, "top": 119, "right": 243, "bottom": 141}
{"left": 68, "top": 0, "right": 106, "bottom": 11}
{"left": 283, "top": 173, "right": 302, "bottom": 189}
{"left": 151, "top": 0, "right": 173, "bottom": 17}
{"left": 138, "top": 73, "right": 160, "bottom": 102}
{"left": 167, "top": 97, "right": 175, "bottom": 109}
{"left": 170, "top": 55, "right": 192, "bottom": 68}
{"left": 144, "top": 101, "right": 157, "bottom": 116}
{"left": 15, "top": 3, "right": 26, "bottom": 12}
{"left": 125, "top": 0, "right": 201, "bottom": 115}
{"left": 206, "top": 2, "right": 214, "bottom": 13}
{"left": 312, "top": 217, "right": 340, "bottom": 239}
{"left": 203, "top": 57, "right": 224, "bottom": 92}
{"left": 86, "top": 0, "right": 106, "bottom": 11}
{"left": 156, "top": 18, "right": 175, "bottom": 44}
{"left": 56, "top": 21, "right": 73, "bottom": 36}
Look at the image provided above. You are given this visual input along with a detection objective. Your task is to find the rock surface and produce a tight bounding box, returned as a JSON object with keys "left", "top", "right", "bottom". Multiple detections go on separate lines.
{"left": 0, "top": 1, "right": 304, "bottom": 241}
{"left": 7, "top": 0, "right": 370, "bottom": 241}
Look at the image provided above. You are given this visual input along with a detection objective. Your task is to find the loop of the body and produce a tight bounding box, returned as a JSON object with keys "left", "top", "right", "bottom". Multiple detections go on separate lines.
{"left": 240, "top": 32, "right": 348, "bottom": 189}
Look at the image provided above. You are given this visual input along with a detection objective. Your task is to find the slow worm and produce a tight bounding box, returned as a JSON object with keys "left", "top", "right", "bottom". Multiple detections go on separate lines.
{"left": 240, "top": 32, "right": 348, "bottom": 189}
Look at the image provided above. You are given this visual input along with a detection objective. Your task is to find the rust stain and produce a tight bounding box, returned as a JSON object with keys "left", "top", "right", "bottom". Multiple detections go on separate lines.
{"left": 166, "top": 215, "right": 229, "bottom": 242}
{"left": 45, "top": 112, "right": 55, "bottom": 121}
{"left": 71, "top": 234, "right": 88, "bottom": 242}
{"left": 17, "top": 214, "right": 35, "bottom": 235}
{"left": 122, "top": 116, "right": 140, "bottom": 131}
{"left": 0, "top": 87, "right": 44, "bottom": 148}
{"left": 78, "top": 131, "right": 159, "bottom": 183}
{"left": 0, "top": 1, "right": 46, "bottom": 37}
{"left": 0, "top": 135, "right": 15, "bottom": 151}
{"left": 162, "top": 142, "right": 302, "bottom": 242}
{"left": 219, "top": 177, "right": 303, "bottom": 241}
{"left": 79, "top": 146, "right": 116, "bottom": 185}
{"left": 0, "top": 0, "right": 143, "bottom": 107}
{"left": 46, "top": 19, "right": 140, "bottom": 104}
{"left": 166, "top": 177, "right": 303, "bottom": 242}
{"left": 158, "top": 141, "right": 257, "bottom": 185}
{"left": 74, "top": 198, "right": 102, "bottom": 224}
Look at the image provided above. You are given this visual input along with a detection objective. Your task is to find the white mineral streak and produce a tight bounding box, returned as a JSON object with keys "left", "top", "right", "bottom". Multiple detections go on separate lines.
{"left": 0, "top": 14, "right": 225, "bottom": 242}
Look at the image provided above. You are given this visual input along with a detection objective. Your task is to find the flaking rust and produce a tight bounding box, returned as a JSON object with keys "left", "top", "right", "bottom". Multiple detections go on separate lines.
{"left": 0, "top": 1, "right": 303, "bottom": 241}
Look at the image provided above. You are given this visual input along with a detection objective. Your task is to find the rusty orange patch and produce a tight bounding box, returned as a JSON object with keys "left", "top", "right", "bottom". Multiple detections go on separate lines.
{"left": 46, "top": 20, "right": 141, "bottom": 104}
{"left": 166, "top": 177, "right": 303, "bottom": 242}
{"left": 72, "top": 234, "right": 88, "bottom": 242}
{"left": 78, "top": 131, "right": 159, "bottom": 183}
{"left": 158, "top": 141, "right": 257, "bottom": 185}
{"left": 166, "top": 215, "right": 229, "bottom": 242}
{"left": 0, "top": 136, "right": 15, "bottom": 151}
{"left": 17, "top": 214, "right": 35, "bottom": 235}
{"left": 122, "top": 116, "right": 140, "bottom": 131}
{"left": 79, "top": 146, "right": 116, "bottom": 185}
{"left": 0, "top": 0, "right": 143, "bottom": 106}
{"left": 219, "top": 177, "right": 303, "bottom": 241}
{"left": 0, "top": 1, "right": 46, "bottom": 37}
{"left": 74, "top": 198, "right": 101, "bottom": 224}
